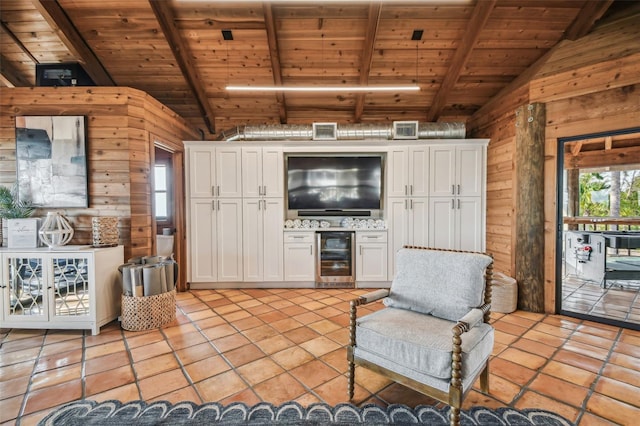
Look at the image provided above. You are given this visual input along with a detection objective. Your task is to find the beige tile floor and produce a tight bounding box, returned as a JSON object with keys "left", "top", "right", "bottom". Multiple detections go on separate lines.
{"left": 1, "top": 288, "right": 640, "bottom": 425}
{"left": 563, "top": 275, "right": 640, "bottom": 324}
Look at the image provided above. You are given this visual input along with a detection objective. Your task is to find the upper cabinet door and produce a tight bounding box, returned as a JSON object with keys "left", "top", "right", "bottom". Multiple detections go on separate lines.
{"left": 216, "top": 147, "right": 243, "bottom": 198}
{"left": 408, "top": 146, "right": 429, "bottom": 197}
{"left": 456, "top": 145, "right": 483, "bottom": 197}
{"left": 242, "top": 148, "right": 262, "bottom": 198}
{"left": 261, "top": 147, "right": 284, "bottom": 198}
{"left": 429, "top": 146, "right": 456, "bottom": 197}
{"left": 188, "top": 146, "right": 216, "bottom": 198}
{"left": 386, "top": 147, "right": 409, "bottom": 197}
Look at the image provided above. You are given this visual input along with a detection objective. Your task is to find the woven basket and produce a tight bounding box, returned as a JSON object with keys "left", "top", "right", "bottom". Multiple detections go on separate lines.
{"left": 121, "top": 289, "right": 176, "bottom": 331}
{"left": 491, "top": 272, "right": 518, "bottom": 313}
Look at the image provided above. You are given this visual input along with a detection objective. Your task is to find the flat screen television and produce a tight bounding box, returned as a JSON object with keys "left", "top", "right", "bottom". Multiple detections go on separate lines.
{"left": 286, "top": 154, "right": 384, "bottom": 217}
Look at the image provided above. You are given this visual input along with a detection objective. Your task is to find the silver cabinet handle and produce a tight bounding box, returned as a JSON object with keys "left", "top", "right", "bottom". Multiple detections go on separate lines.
{"left": 410, "top": 199, "right": 413, "bottom": 209}
{"left": 405, "top": 199, "right": 408, "bottom": 210}
{"left": 451, "top": 185, "right": 455, "bottom": 195}
{"left": 263, "top": 185, "right": 267, "bottom": 196}
{"left": 410, "top": 185, "right": 413, "bottom": 195}
{"left": 263, "top": 200, "right": 266, "bottom": 210}
{"left": 457, "top": 199, "right": 460, "bottom": 209}
{"left": 212, "top": 200, "right": 215, "bottom": 210}
{"left": 218, "top": 200, "right": 220, "bottom": 210}
{"left": 451, "top": 199, "right": 455, "bottom": 209}
{"left": 457, "top": 184, "right": 461, "bottom": 195}
{"left": 212, "top": 186, "right": 215, "bottom": 196}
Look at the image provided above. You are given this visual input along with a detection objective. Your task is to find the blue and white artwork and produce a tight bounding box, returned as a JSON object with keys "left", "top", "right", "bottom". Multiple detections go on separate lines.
{"left": 15, "top": 116, "right": 88, "bottom": 208}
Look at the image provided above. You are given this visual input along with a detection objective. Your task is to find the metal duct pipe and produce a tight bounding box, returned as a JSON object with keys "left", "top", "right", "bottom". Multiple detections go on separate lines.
{"left": 418, "top": 122, "right": 466, "bottom": 139}
{"left": 217, "top": 121, "right": 465, "bottom": 141}
{"left": 336, "top": 123, "right": 392, "bottom": 140}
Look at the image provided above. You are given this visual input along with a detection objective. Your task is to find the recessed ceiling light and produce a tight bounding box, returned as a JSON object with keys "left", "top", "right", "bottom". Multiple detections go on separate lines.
{"left": 411, "top": 30, "right": 424, "bottom": 41}
{"left": 222, "top": 30, "right": 233, "bottom": 40}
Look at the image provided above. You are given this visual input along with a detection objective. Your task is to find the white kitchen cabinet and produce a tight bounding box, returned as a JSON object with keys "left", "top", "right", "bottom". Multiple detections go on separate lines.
{"left": 387, "top": 197, "right": 429, "bottom": 278}
{"left": 242, "top": 147, "right": 284, "bottom": 198}
{"left": 187, "top": 144, "right": 242, "bottom": 198}
{"left": 283, "top": 232, "right": 315, "bottom": 281}
{"left": 386, "top": 146, "right": 429, "bottom": 198}
{"left": 189, "top": 198, "right": 243, "bottom": 283}
{"left": 243, "top": 198, "right": 284, "bottom": 281}
{"left": 0, "top": 245, "right": 123, "bottom": 335}
{"left": 429, "top": 145, "right": 483, "bottom": 197}
{"left": 356, "top": 231, "right": 388, "bottom": 282}
{"left": 428, "top": 197, "right": 483, "bottom": 251}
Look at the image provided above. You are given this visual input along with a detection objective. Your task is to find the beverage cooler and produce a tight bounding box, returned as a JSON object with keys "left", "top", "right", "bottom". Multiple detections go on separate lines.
{"left": 315, "top": 231, "right": 355, "bottom": 288}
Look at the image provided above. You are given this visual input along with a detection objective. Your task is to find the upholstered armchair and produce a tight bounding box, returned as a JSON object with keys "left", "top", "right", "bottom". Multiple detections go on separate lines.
{"left": 347, "top": 246, "right": 494, "bottom": 426}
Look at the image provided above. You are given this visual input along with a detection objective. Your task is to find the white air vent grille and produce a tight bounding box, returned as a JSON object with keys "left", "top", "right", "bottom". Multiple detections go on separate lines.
{"left": 393, "top": 121, "right": 419, "bottom": 139}
{"left": 313, "top": 123, "right": 337, "bottom": 140}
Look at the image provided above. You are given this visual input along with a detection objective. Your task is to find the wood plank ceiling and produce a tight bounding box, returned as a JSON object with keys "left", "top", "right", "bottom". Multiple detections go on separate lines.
{"left": 0, "top": 0, "right": 624, "bottom": 138}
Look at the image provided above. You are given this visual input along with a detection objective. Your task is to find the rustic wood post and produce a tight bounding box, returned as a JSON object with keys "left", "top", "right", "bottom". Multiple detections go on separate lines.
{"left": 515, "top": 103, "right": 545, "bottom": 312}
{"left": 567, "top": 168, "right": 579, "bottom": 231}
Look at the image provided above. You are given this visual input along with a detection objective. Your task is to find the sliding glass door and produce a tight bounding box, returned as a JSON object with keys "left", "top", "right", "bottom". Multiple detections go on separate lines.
{"left": 556, "top": 128, "right": 640, "bottom": 330}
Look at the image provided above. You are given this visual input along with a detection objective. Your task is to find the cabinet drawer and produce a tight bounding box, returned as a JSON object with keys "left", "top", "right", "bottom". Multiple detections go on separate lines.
{"left": 356, "top": 231, "right": 388, "bottom": 243}
{"left": 284, "top": 232, "right": 315, "bottom": 243}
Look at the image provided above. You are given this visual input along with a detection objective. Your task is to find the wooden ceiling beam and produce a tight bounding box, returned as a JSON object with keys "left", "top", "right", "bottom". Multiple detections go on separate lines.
{"left": 0, "top": 21, "right": 39, "bottom": 64}
{"left": 0, "top": 55, "right": 31, "bottom": 87}
{"left": 149, "top": 0, "right": 216, "bottom": 135}
{"left": 354, "top": 2, "right": 382, "bottom": 123}
{"left": 425, "top": 0, "right": 496, "bottom": 122}
{"left": 563, "top": 0, "right": 613, "bottom": 41}
{"left": 263, "top": 3, "right": 287, "bottom": 124}
{"left": 565, "top": 145, "right": 640, "bottom": 170}
{"left": 31, "top": 0, "right": 114, "bottom": 86}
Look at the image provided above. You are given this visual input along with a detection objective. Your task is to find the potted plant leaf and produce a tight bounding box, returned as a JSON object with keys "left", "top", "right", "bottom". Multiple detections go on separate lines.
{"left": 0, "top": 184, "right": 35, "bottom": 246}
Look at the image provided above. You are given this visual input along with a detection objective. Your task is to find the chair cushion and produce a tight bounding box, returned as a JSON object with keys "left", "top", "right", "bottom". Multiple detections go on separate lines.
{"left": 384, "top": 248, "right": 492, "bottom": 321}
{"left": 356, "top": 308, "right": 493, "bottom": 381}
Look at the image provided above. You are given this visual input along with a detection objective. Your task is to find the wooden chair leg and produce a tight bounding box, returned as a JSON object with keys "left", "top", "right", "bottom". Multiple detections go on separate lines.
{"left": 347, "top": 360, "right": 355, "bottom": 400}
{"left": 480, "top": 363, "right": 490, "bottom": 394}
{"left": 449, "top": 406, "right": 460, "bottom": 426}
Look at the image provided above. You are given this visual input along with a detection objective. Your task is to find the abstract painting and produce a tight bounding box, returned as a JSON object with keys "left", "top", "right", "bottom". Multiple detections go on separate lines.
{"left": 15, "top": 116, "right": 88, "bottom": 208}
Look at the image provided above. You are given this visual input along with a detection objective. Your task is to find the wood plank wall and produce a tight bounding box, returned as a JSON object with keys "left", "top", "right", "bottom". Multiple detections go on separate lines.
{"left": 0, "top": 87, "right": 199, "bottom": 284}
{"left": 467, "top": 13, "right": 640, "bottom": 312}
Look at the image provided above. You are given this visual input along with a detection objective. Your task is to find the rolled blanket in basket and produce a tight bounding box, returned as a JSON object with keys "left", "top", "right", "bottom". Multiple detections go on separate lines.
{"left": 130, "top": 265, "right": 144, "bottom": 297}
{"left": 143, "top": 264, "right": 166, "bottom": 296}
{"left": 142, "top": 255, "right": 163, "bottom": 265}
{"left": 118, "top": 263, "right": 138, "bottom": 296}
{"left": 161, "top": 261, "right": 175, "bottom": 292}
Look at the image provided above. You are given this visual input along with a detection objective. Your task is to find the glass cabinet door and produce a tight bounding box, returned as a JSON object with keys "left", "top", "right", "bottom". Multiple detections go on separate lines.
{"left": 5, "top": 256, "right": 48, "bottom": 321}
{"left": 50, "top": 255, "right": 91, "bottom": 318}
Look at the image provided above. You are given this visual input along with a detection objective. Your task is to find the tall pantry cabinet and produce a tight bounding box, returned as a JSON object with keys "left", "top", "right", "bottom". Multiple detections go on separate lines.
{"left": 186, "top": 143, "right": 243, "bottom": 283}
{"left": 241, "top": 147, "right": 285, "bottom": 282}
{"left": 386, "top": 142, "right": 486, "bottom": 278}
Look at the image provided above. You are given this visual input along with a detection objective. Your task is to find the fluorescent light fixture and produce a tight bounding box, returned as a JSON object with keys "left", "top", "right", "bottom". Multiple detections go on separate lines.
{"left": 226, "top": 85, "right": 420, "bottom": 92}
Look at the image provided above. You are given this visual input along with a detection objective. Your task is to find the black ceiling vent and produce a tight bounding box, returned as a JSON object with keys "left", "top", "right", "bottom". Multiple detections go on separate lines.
{"left": 222, "top": 30, "right": 233, "bottom": 41}
{"left": 36, "top": 63, "right": 95, "bottom": 87}
{"left": 411, "top": 29, "right": 424, "bottom": 41}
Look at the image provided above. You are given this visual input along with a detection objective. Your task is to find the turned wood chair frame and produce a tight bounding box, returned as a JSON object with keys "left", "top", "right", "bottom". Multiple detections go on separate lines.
{"left": 347, "top": 246, "right": 494, "bottom": 426}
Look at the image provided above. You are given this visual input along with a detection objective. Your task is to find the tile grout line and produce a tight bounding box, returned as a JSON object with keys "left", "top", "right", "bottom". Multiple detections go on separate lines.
{"left": 574, "top": 326, "right": 625, "bottom": 425}
{"left": 14, "top": 331, "right": 47, "bottom": 426}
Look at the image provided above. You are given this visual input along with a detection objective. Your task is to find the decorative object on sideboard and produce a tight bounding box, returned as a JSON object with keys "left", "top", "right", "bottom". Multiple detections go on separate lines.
{"left": 91, "top": 216, "right": 119, "bottom": 247}
{"left": 0, "top": 184, "right": 35, "bottom": 247}
{"left": 38, "top": 211, "right": 74, "bottom": 248}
